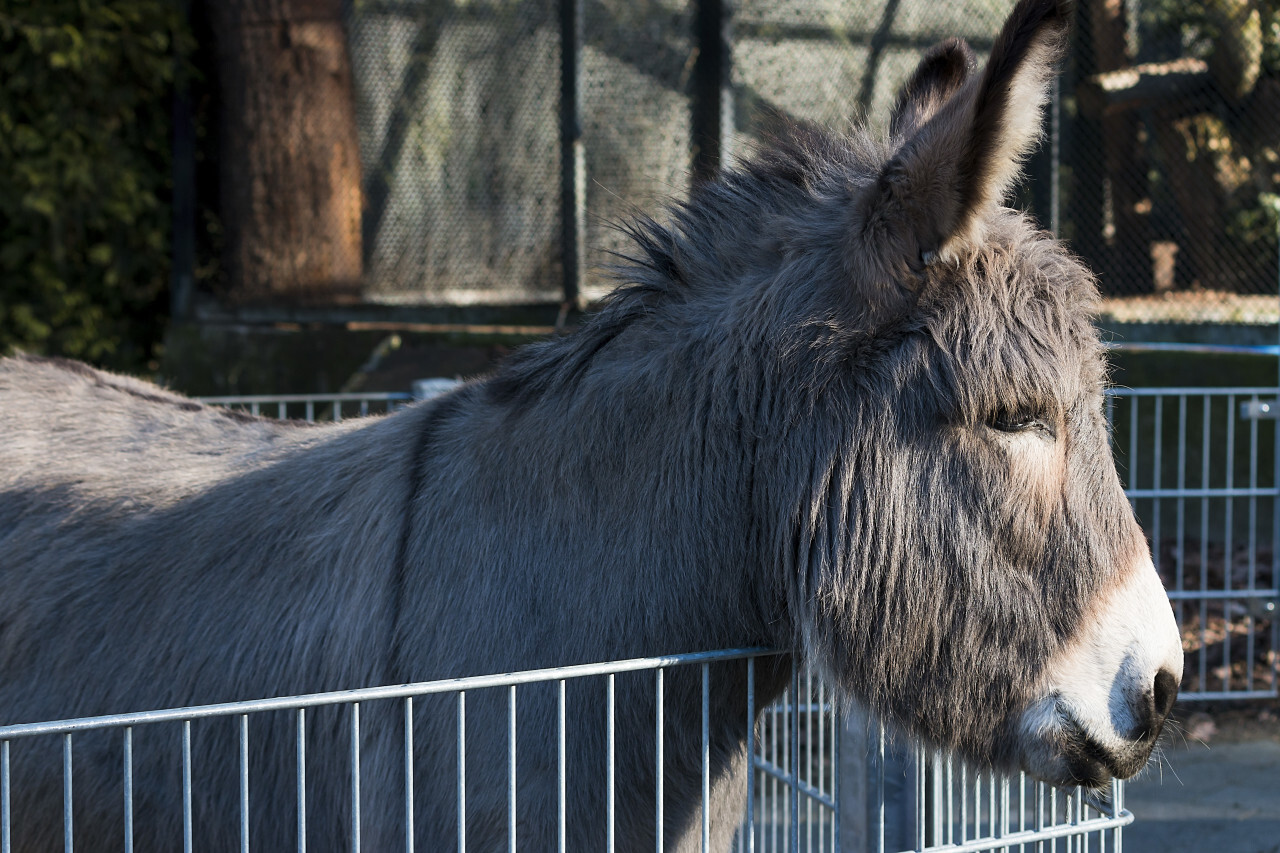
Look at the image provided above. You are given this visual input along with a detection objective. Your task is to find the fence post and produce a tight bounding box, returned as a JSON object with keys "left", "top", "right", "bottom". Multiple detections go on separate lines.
{"left": 560, "top": 0, "right": 585, "bottom": 311}
{"left": 691, "top": 0, "right": 733, "bottom": 185}
{"left": 171, "top": 0, "right": 196, "bottom": 321}
{"left": 838, "top": 707, "right": 871, "bottom": 853}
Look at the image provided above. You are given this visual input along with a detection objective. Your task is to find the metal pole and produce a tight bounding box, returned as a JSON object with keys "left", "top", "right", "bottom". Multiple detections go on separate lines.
{"left": 691, "top": 0, "right": 733, "bottom": 184}
{"left": 560, "top": 0, "right": 585, "bottom": 311}
{"left": 170, "top": 0, "right": 195, "bottom": 322}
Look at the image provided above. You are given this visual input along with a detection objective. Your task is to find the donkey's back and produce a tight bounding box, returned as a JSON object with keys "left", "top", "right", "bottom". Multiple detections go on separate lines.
{"left": 1, "top": 355, "right": 323, "bottom": 500}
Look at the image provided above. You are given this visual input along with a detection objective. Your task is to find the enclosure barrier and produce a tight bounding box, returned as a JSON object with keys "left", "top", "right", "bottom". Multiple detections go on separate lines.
{"left": 0, "top": 647, "right": 1128, "bottom": 853}
{"left": 0, "top": 649, "right": 830, "bottom": 852}
{"left": 1105, "top": 387, "right": 1280, "bottom": 700}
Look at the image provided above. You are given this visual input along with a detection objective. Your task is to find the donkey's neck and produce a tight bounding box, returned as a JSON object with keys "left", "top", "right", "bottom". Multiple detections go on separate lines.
{"left": 398, "top": 344, "right": 799, "bottom": 681}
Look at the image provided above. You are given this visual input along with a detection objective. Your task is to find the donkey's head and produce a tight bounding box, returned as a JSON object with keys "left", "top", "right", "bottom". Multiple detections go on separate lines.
{"left": 742, "top": 0, "right": 1182, "bottom": 788}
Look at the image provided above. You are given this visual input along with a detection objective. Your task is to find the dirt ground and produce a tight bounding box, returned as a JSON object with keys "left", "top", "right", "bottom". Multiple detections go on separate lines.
{"left": 1124, "top": 698, "right": 1280, "bottom": 853}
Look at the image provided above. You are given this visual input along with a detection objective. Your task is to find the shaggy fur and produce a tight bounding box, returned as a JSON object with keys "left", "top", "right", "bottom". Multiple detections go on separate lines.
{"left": 0, "top": 1, "right": 1148, "bottom": 849}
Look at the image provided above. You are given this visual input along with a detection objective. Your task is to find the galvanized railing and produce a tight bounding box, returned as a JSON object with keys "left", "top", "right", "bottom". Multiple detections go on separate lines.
{"left": 0, "top": 646, "right": 1127, "bottom": 853}
{"left": 0, "top": 649, "right": 835, "bottom": 852}
{"left": 1105, "top": 387, "right": 1280, "bottom": 700}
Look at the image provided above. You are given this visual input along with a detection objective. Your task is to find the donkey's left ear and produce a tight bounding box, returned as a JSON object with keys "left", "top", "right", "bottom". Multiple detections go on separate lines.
{"left": 859, "top": 0, "right": 1072, "bottom": 269}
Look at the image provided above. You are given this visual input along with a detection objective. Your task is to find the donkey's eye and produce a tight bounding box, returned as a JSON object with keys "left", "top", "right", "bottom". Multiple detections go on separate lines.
{"left": 989, "top": 411, "right": 1054, "bottom": 437}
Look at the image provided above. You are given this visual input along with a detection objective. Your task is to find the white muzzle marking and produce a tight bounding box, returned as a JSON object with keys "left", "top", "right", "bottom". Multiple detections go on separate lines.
{"left": 1018, "top": 557, "right": 1183, "bottom": 784}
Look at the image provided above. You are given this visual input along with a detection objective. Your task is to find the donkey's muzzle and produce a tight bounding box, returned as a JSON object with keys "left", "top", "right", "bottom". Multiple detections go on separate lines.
{"left": 1016, "top": 557, "right": 1183, "bottom": 788}
{"left": 1059, "top": 664, "right": 1179, "bottom": 786}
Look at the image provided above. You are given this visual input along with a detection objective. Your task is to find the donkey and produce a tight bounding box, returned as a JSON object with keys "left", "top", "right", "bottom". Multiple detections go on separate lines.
{"left": 0, "top": 0, "right": 1181, "bottom": 849}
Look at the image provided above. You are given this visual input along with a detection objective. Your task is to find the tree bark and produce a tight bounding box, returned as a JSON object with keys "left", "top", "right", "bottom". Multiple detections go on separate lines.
{"left": 207, "top": 0, "right": 363, "bottom": 304}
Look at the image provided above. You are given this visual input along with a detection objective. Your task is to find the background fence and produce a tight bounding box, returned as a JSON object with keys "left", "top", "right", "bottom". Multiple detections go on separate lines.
{"left": 191, "top": 0, "right": 1277, "bottom": 324}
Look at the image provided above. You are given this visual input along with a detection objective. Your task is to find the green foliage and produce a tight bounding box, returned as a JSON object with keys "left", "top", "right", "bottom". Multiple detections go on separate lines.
{"left": 0, "top": 0, "right": 189, "bottom": 370}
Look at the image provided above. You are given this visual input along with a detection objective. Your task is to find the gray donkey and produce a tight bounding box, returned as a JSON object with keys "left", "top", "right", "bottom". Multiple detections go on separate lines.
{"left": 0, "top": 1, "right": 1182, "bottom": 849}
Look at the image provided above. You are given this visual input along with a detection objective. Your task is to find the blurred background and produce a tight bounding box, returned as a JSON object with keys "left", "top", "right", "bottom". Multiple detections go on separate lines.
{"left": 5, "top": 0, "right": 1280, "bottom": 393}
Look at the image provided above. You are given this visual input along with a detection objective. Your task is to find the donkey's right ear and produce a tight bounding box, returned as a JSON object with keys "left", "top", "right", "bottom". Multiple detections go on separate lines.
{"left": 856, "top": 0, "right": 1072, "bottom": 273}
{"left": 889, "top": 38, "right": 975, "bottom": 140}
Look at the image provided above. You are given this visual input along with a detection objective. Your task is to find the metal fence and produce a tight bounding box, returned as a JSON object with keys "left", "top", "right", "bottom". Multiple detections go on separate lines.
{"left": 173, "top": 0, "right": 1278, "bottom": 326}
{"left": 0, "top": 644, "right": 1131, "bottom": 853}
{"left": 1107, "top": 385, "right": 1280, "bottom": 700}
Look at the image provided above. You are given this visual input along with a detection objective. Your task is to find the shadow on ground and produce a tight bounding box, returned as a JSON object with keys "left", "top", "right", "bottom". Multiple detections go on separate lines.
{"left": 1125, "top": 705, "right": 1280, "bottom": 853}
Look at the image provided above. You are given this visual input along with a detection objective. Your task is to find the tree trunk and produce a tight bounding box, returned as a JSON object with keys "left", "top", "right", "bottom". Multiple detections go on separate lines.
{"left": 207, "top": 0, "right": 363, "bottom": 304}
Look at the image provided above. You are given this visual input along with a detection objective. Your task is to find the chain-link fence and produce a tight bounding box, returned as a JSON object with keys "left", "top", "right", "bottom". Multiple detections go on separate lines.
{"left": 322, "top": 0, "right": 1280, "bottom": 323}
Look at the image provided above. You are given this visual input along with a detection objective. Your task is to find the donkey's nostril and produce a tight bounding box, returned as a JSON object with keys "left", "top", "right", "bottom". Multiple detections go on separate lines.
{"left": 1152, "top": 668, "right": 1178, "bottom": 724}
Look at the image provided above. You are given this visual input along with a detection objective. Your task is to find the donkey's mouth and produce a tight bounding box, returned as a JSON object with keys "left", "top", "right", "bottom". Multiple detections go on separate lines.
{"left": 1058, "top": 704, "right": 1157, "bottom": 787}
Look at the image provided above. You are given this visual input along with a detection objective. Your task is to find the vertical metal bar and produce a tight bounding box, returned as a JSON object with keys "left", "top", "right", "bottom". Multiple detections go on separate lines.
{"left": 770, "top": 688, "right": 779, "bottom": 853}
{"left": 1225, "top": 395, "right": 1237, "bottom": 691}
{"left": 789, "top": 660, "right": 799, "bottom": 853}
{"left": 607, "top": 676, "right": 615, "bottom": 853}
{"left": 999, "top": 774, "right": 1009, "bottom": 852}
{"left": 557, "top": 680, "right": 566, "bottom": 853}
{"left": 123, "top": 728, "right": 134, "bottom": 853}
{"left": 1249, "top": 394, "right": 1260, "bottom": 692}
{"left": 63, "top": 735, "right": 72, "bottom": 853}
{"left": 805, "top": 663, "right": 814, "bottom": 853}
{"left": 406, "top": 697, "right": 415, "bottom": 853}
{"left": 458, "top": 692, "right": 466, "bottom": 853}
{"left": 829, "top": 676, "right": 838, "bottom": 853}
{"left": 1273, "top": 384, "right": 1280, "bottom": 696}
{"left": 915, "top": 748, "right": 925, "bottom": 851}
{"left": 297, "top": 708, "right": 306, "bottom": 853}
{"left": 332, "top": 401, "right": 342, "bottom": 422}
{"left": 559, "top": 0, "right": 585, "bottom": 308}
{"left": 1035, "top": 781, "right": 1045, "bottom": 853}
{"left": 240, "top": 714, "right": 249, "bottom": 853}
{"left": 170, "top": 0, "right": 196, "bottom": 322}
{"left": 702, "top": 663, "right": 711, "bottom": 853}
{"left": 278, "top": 402, "right": 286, "bottom": 419}
{"left": 1177, "top": 395, "right": 1187, "bottom": 636}
{"left": 305, "top": 401, "right": 315, "bottom": 423}
{"left": 945, "top": 757, "right": 955, "bottom": 845}
{"left": 351, "top": 703, "right": 361, "bottom": 853}
{"left": 183, "top": 721, "right": 193, "bottom": 853}
{"left": 932, "top": 752, "right": 944, "bottom": 847}
{"left": 691, "top": 0, "right": 732, "bottom": 183}
{"left": 1113, "top": 778, "right": 1124, "bottom": 853}
{"left": 747, "top": 660, "right": 752, "bottom": 853}
{"left": 1153, "top": 395, "right": 1163, "bottom": 584}
{"left": 251, "top": 401, "right": 260, "bottom": 417}
{"left": 1, "top": 740, "right": 9, "bottom": 853}
{"left": 656, "top": 669, "right": 664, "bottom": 853}
{"left": 876, "top": 725, "right": 885, "bottom": 853}
{"left": 1128, "top": 396, "right": 1139, "bottom": 500}
{"left": 510, "top": 686, "right": 518, "bottom": 853}
{"left": 1201, "top": 395, "right": 1212, "bottom": 692}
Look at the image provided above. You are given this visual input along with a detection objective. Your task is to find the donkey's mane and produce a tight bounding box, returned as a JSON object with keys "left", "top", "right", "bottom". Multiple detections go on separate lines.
{"left": 487, "top": 117, "right": 1098, "bottom": 426}
{"left": 487, "top": 122, "right": 891, "bottom": 404}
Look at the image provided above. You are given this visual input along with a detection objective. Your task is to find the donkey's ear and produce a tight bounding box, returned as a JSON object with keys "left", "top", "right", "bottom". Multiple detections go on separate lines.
{"left": 861, "top": 0, "right": 1072, "bottom": 267}
{"left": 889, "top": 38, "right": 976, "bottom": 140}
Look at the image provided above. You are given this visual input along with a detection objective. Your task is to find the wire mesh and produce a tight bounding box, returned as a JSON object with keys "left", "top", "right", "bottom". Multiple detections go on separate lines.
{"left": 347, "top": 0, "right": 563, "bottom": 306}
{"left": 1068, "top": 0, "right": 1280, "bottom": 324}
{"left": 332, "top": 0, "right": 1280, "bottom": 324}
